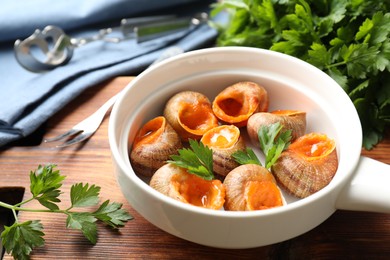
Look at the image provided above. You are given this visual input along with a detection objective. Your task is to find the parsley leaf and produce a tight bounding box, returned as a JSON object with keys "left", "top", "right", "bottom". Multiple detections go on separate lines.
{"left": 307, "top": 43, "right": 331, "bottom": 69}
{"left": 29, "top": 164, "right": 65, "bottom": 210}
{"left": 258, "top": 122, "right": 292, "bottom": 169}
{"left": 93, "top": 200, "right": 133, "bottom": 228}
{"left": 168, "top": 139, "right": 214, "bottom": 180}
{"left": 232, "top": 147, "right": 262, "bottom": 166}
{"left": 66, "top": 212, "right": 98, "bottom": 244}
{"left": 1, "top": 220, "right": 45, "bottom": 260}
{"left": 70, "top": 183, "right": 100, "bottom": 208}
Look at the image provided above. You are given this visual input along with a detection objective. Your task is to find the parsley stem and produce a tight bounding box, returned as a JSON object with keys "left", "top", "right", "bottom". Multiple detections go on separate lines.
{"left": 326, "top": 51, "right": 380, "bottom": 70}
{"left": 0, "top": 200, "right": 67, "bottom": 214}
{"left": 13, "top": 197, "right": 35, "bottom": 207}
{"left": 0, "top": 201, "right": 20, "bottom": 223}
{"left": 0, "top": 200, "right": 13, "bottom": 210}
{"left": 9, "top": 207, "right": 63, "bottom": 213}
{"left": 326, "top": 60, "right": 347, "bottom": 69}
{"left": 11, "top": 208, "right": 18, "bottom": 223}
{"left": 65, "top": 205, "right": 74, "bottom": 211}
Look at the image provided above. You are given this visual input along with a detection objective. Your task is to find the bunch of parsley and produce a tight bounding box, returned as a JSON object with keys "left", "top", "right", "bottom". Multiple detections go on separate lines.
{"left": 211, "top": 0, "right": 390, "bottom": 149}
{"left": 0, "top": 164, "right": 132, "bottom": 259}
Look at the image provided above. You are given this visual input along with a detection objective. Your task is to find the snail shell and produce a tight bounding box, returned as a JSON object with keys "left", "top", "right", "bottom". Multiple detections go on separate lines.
{"left": 164, "top": 91, "right": 219, "bottom": 141}
{"left": 223, "top": 164, "right": 284, "bottom": 211}
{"left": 201, "top": 125, "right": 246, "bottom": 177}
{"left": 271, "top": 133, "right": 338, "bottom": 198}
{"left": 150, "top": 164, "right": 225, "bottom": 210}
{"left": 130, "top": 116, "right": 182, "bottom": 177}
{"left": 247, "top": 110, "right": 306, "bottom": 145}
{"left": 212, "top": 81, "right": 269, "bottom": 127}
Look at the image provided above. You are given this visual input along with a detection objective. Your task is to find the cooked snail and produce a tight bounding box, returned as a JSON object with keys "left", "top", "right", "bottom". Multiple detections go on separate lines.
{"left": 150, "top": 164, "right": 225, "bottom": 210}
{"left": 212, "top": 81, "right": 269, "bottom": 127}
{"left": 130, "top": 116, "right": 182, "bottom": 177}
{"left": 247, "top": 110, "right": 306, "bottom": 145}
{"left": 271, "top": 133, "right": 338, "bottom": 198}
{"left": 164, "top": 91, "right": 219, "bottom": 141}
{"left": 201, "top": 125, "right": 246, "bottom": 177}
{"left": 223, "top": 164, "right": 284, "bottom": 211}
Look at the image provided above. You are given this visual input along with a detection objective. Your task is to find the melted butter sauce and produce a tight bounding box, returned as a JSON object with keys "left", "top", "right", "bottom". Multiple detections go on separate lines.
{"left": 210, "top": 128, "right": 235, "bottom": 147}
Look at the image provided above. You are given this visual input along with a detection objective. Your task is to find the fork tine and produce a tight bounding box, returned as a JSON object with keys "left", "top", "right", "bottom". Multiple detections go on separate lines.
{"left": 44, "top": 129, "right": 82, "bottom": 142}
{"left": 56, "top": 132, "right": 91, "bottom": 148}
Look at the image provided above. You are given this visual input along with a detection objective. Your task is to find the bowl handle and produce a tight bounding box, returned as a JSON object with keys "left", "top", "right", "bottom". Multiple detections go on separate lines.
{"left": 336, "top": 156, "right": 390, "bottom": 213}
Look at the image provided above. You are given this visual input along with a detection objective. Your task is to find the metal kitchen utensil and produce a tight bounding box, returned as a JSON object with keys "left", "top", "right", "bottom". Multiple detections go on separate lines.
{"left": 14, "top": 12, "right": 207, "bottom": 72}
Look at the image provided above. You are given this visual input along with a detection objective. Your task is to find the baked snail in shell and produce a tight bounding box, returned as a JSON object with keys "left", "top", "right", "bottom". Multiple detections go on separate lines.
{"left": 130, "top": 116, "right": 182, "bottom": 177}
{"left": 164, "top": 91, "right": 219, "bottom": 141}
{"left": 201, "top": 125, "right": 246, "bottom": 177}
{"left": 247, "top": 110, "right": 306, "bottom": 145}
{"left": 150, "top": 164, "right": 225, "bottom": 210}
{"left": 223, "top": 164, "right": 284, "bottom": 211}
{"left": 212, "top": 81, "right": 269, "bottom": 127}
{"left": 271, "top": 133, "right": 338, "bottom": 198}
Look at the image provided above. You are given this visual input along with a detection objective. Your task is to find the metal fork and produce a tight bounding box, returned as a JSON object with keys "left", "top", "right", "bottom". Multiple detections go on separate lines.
{"left": 44, "top": 46, "right": 184, "bottom": 148}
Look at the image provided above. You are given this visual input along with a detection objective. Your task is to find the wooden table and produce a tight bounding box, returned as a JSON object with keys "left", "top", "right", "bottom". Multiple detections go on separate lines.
{"left": 1, "top": 77, "right": 389, "bottom": 259}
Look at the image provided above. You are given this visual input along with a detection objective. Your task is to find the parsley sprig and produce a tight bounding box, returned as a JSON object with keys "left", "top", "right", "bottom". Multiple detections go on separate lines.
{"left": 168, "top": 139, "right": 214, "bottom": 180}
{"left": 258, "top": 122, "right": 292, "bottom": 169}
{"left": 0, "top": 164, "right": 132, "bottom": 260}
{"left": 212, "top": 0, "right": 390, "bottom": 149}
{"left": 232, "top": 122, "right": 291, "bottom": 169}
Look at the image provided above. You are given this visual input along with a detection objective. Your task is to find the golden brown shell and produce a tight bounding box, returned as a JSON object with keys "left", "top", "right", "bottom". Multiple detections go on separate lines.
{"left": 223, "top": 164, "right": 284, "bottom": 211}
{"left": 271, "top": 133, "right": 338, "bottom": 198}
{"left": 212, "top": 81, "right": 269, "bottom": 127}
{"left": 247, "top": 110, "right": 306, "bottom": 145}
{"left": 150, "top": 164, "right": 225, "bottom": 210}
{"left": 130, "top": 116, "right": 182, "bottom": 177}
{"left": 201, "top": 125, "right": 246, "bottom": 177}
{"left": 163, "top": 91, "right": 219, "bottom": 141}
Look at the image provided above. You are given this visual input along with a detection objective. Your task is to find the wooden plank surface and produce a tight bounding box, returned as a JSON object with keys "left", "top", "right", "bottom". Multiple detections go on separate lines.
{"left": 1, "top": 76, "right": 389, "bottom": 259}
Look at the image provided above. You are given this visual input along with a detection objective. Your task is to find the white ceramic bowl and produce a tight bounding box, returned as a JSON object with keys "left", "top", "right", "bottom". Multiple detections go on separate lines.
{"left": 109, "top": 47, "right": 390, "bottom": 249}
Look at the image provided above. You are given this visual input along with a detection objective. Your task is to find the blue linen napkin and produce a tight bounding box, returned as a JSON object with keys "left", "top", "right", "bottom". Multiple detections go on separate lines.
{"left": 0, "top": 0, "right": 222, "bottom": 146}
